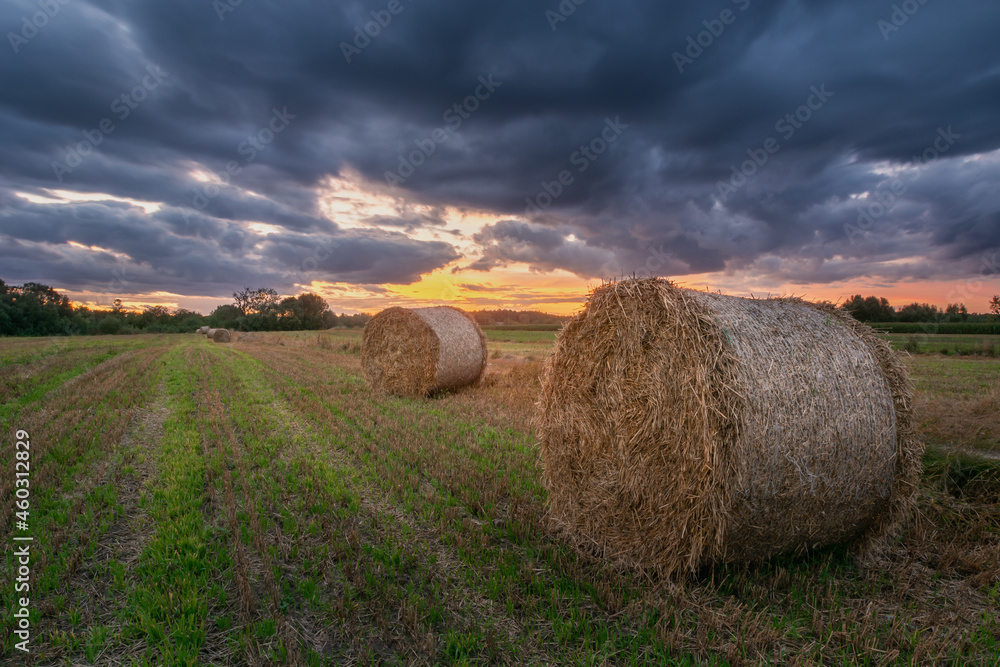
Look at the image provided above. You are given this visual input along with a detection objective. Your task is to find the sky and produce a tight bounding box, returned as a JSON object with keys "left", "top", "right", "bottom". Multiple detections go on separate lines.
{"left": 1, "top": 0, "right": 998, "bottom": 315}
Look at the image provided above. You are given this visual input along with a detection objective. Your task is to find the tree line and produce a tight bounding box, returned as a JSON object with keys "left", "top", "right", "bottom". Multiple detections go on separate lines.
{"left": 842, "top": 294, "right": 1000, "bottom": 323}
{"left": 0, "top": 281, "right": 372, "bottom": 337}
{"left": 207, "top": 287, "right": 371, "bottom": 331}
{"left": 7, "top": 279, "right": 995, "bottom": 338}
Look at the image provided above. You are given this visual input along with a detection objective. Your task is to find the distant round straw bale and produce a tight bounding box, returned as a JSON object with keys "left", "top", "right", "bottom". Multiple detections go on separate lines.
{"left": 538, "top": 278, "right": 920, "bottom": 577}
{"left": 213, "top": 328, "right": 232, "bottom": 343}
{"left": 206, "top": 328, "right": 217, "bottom": 338}
{"left": 362, "top": 306, "right": 487, "bottom": 397}
{"left": 199, "top": 326, "right": 210, "bottom": 335}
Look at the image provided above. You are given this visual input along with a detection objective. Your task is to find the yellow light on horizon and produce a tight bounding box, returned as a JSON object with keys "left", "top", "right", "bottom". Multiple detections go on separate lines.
{"left": 315, "top": 169, "right": 507, "bottom": 251}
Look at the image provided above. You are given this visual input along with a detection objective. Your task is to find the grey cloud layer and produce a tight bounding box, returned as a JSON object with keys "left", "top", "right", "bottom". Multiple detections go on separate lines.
{"left": 1, "top": 0, "right": 998, "bottom": 295}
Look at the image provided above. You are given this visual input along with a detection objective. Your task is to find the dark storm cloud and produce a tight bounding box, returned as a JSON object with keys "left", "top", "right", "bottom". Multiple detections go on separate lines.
{"left": 260, "top": 230, "right": 460, "bottom": 286}
{"left": 1, "top": 0, "right": 998, "bottom": 298}
{"left": 464, "top": 219, "right": 617, "bottom": 277}
{"left": 0, "top": 191, "right": 459, "bottom": 293}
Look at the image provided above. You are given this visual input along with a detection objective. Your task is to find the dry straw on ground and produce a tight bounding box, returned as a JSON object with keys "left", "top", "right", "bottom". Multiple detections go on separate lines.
{"left": 213, "top": 329, "right": 232, "bottom": 343}
{"left": 362, "top": 306, "right": 487, "bottom": 397}
{"left": 538, "top": 277, "right": 920, "bottom": 577}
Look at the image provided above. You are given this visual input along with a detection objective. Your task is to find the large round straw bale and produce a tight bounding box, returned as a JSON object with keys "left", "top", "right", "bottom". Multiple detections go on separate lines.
{"left": 198, "top": 326, "right": 210, "bottom": 335}
{"left": 213, "top": 328, "right": 232, "bottom": 343}
{"left": 206, "top": 328, "right": 217, "bottom": 338}
{"left": 538, "top": 278, "right": 919, "bottom": 577}
{"left": 362, "top": 306, "right": 487, "bottom": 397}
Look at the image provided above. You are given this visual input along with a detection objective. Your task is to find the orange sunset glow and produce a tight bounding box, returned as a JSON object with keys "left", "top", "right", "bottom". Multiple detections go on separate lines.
{"left": 4, "top": 2, "right": 999, "bottom": 323}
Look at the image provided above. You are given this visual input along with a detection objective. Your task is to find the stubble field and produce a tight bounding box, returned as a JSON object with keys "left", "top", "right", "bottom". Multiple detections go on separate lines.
{"left": 1, "top": 331, "right": 998, "bottom": 665}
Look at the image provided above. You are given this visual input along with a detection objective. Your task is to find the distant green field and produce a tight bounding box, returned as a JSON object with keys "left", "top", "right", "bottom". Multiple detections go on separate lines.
{"left": 908, "top": 355, "right": 1000, "bottom": 396}
{"left": 882, "top": 332, "right": 1000, "bottom": 356}
{"left": 482, "top": 329, "right": 558, "bottom": 344}
{"left": 869, "top": 321, "right": 1000, "bottom": 335}
{"left": 480, "top": 323, "right": 563, "bottom": 331}
{"left": 484, "top": 326, "right": 1000, "bottom": 357}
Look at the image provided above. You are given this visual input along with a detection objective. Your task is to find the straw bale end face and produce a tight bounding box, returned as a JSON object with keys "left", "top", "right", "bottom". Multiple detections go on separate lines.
{"left": 361, "top": 306, "right": 487, "bottom": 397}
{"left": 213, "top": 328, "right": 232, "bottom": 343}
{"left": 538, "top": 278, "right": 920, "bottom": 577}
